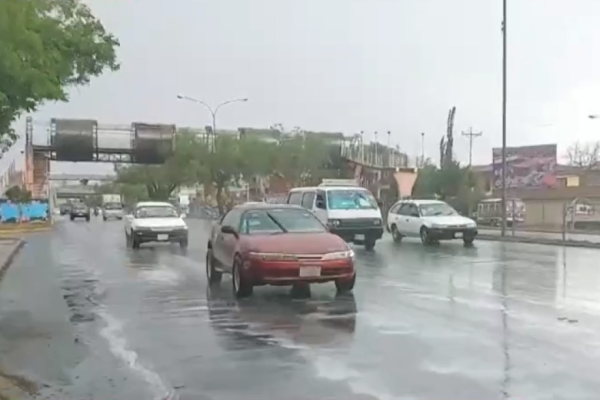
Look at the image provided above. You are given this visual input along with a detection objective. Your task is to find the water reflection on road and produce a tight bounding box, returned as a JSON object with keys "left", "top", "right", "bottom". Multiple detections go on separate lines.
{"left": 3, "top": 219, "right": 600, "bottom": 400}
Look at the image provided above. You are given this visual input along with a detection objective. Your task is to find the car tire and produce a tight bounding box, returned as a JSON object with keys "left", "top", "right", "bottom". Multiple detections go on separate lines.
{"left": 131, "top": 234, "right": 140, "bottom": 249}
{"left": 179, "top": 238, "right": 188, "bottom": 249}
{"left": 206, "top": 248, "right": 222, "bottom": 284}
{"left": 420, "top": 226, "right": 433, "bottom": 246}
{"left": 85, "top": 216, "right": 90, "bottom": 222}
{"left": 335, "top": 272, "right": 356, "bottom": 293}
{"left": 70, "top": 215, "right": 74, "bottom": 221}
{"left": 103, "top": 217, "right": 107, "bottom": 221}
{"left": 364, "top": 238, "right": 376, "bottom": 251}
{"left": 232, "top": 256, "right": 253, "bottom": 298}
{"left": 463, "top": 235, "right": 475, "bottom": 246}
{"left": 391, "top": 225, "right": 403, "bottom": 243}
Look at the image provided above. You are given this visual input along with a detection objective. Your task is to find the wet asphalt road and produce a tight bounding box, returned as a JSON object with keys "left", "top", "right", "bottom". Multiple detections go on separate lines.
{"left": 3, "top": 218, "right": 600, "bottom": 400}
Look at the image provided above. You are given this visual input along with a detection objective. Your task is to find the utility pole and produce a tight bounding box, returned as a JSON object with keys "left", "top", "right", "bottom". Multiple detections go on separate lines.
{"left": 462, "top": 127, "right": 483, "bottom": 167}
{"left": 420, "top": 132, "right": 425, "bottom": 167}
{"left": 501, "top": 0, "right": 508, "bottom": 237}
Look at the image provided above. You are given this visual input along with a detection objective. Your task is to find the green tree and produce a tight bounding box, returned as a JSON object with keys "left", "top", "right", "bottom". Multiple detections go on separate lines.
{"left": 0, "top": 0, "right": 119, "bottom": 141}
{"left": 273, "top": 134, "right": 335, "bottom": 186}
{"left": 4, "top": 185, "right": 32, "bottom": 203}
{"left": 116, "top": 133, "right": 200, "bottom": 201}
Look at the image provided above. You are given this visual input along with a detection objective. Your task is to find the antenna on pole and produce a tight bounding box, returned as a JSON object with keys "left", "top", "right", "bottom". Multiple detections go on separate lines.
{"left": 461, "top": 127, "right": 483, "bottom": 167}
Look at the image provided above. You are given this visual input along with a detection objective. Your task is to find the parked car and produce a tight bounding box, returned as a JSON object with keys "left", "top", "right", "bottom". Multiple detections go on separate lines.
{"left": 206, "top": 203, "right": 356, "bottom": 298}
{"left": 70, "top": 203, "right": 90, "bottom": 222}
{"left": 102, "top": 202, "right": 124, "bottom": 221}
{"left": 386, "top": 199, "right": 478, "bottom": 245}
{"left": 124, "top": 201, "right": 188, "bottom": 249}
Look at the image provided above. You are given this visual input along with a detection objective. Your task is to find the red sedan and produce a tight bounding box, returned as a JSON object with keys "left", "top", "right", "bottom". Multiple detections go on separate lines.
{"left": 206, "top": 203, "right": 356, "bottom": 298}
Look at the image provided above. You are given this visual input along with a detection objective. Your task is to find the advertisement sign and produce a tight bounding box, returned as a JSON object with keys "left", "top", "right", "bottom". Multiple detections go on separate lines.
{"left": 492, "top": 144, "right": 557, "bottom": 189}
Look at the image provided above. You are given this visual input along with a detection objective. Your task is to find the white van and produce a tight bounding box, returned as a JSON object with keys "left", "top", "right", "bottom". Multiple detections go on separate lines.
{"left": 286, "top": 180, "right": 384, "bottom": 250}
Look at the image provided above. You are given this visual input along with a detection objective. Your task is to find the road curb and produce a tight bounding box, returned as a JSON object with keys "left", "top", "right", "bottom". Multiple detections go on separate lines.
{"left": 477, "top": 234, "right": 600, "bottom": 249}
{"left": 0, "top": 226, "right": 52, "bottom": 235}
{"left": 0, "top": 239, "right": 25, "bottom": 283}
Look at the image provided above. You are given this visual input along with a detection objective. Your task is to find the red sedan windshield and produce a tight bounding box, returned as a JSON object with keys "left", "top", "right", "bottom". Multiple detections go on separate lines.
{"left": 241, "top": 208, "right": 326, "bottom": 235}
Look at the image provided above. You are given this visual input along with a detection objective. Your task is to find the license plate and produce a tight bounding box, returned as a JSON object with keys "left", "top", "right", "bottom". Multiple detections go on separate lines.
{"left": 355, "top": 234, "right": 365, "bottom": 241}
{"left": 299, "top": 266, "right": 321, "bottom": 277}
{"left": 455, "top": 232, "right": 463, "bottom": 238}
{"left": 157, "top": 234, "right": 168, "bottom": 241}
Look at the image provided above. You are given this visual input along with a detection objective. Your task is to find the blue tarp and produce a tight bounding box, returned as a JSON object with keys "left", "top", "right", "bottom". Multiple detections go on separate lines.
{"left": 0, "top": 201, "right": 48, "bottom": 222}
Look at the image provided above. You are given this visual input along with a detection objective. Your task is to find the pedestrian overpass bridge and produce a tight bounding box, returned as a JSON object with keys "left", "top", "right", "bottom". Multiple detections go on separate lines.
{"left": 49, "top": 174, "right": 116, "bottom": 182}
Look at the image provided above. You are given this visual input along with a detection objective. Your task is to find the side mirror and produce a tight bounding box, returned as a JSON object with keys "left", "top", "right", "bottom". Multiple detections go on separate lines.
{"left": 411, "top": 212, "right": 420, "bottom": 218}
{"left": 221, "top": 225, "right": 238, "bottom": 237}
{"left": 377, "top": 200, "right": 383, "bottom": 208}
{"left": 316, "top": 200, "right": 326, "bottom": 209}
{"left": 180, "top": 213, "right": 186, "bottom": 219}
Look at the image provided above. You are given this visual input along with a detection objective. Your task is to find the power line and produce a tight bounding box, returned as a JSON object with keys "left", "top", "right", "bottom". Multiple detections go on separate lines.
{"left": 462, "top": 127, "right": 483, "bottom": 167}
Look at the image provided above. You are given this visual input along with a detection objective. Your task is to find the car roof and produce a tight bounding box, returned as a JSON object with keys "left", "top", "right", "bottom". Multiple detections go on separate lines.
{"left": 395, "top": 199, "right": 446, "bottom": 205}
{"left": 289, "top": 186, "right": 369, "bottom": 192}
{"left": 233, "top": 202, "right": 305, "bottom": 211}
{"left": 135, "top": 201, "right": 174, "bottom": 207}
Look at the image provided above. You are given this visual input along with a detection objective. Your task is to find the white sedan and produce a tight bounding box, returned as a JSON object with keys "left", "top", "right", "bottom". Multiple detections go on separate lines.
{"left": 124, "top": 201, "right": 188, "bottom": 249}
{"left": 386, "top": 199, "right": 478, "bottom": 245}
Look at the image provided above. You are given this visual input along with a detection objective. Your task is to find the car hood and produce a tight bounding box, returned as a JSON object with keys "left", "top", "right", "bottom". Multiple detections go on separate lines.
{"left": 244, "top": 232, "right": 348, "bottom": 254}
{"left": 134, "top": 217, "right": 186, "bottom": 228}
{"left": 423, "top": 215, "right": 475, "bottom": 226}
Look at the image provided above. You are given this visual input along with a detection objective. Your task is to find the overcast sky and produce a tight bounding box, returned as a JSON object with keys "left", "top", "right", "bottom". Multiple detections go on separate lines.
{"left": 6, "top": 0, "right": 600, "bottom": 174}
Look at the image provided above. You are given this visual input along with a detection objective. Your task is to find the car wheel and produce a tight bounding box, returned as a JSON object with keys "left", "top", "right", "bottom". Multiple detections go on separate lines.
{"left": 70, "top": 216, "right": 74, "bottom": 221}
{"left": 463, "top": 235, "right": 475, "bottom": 246}
{"left": 391, "top": 224, "right": 403, "bottom": 243}
{"left": 131, "top": 234, "right": 140, "bottom": 249}
{"left": 85, "top": 216, "right": 90, "bottom": 222}
{"left": 420, "top": 226, "right": 433, "bottom": 246}
{"left": 179, "top": 238, "right": 188, "bottom": 249}
{"left": 206, "top": 248, "right": 222, "bottom": 284}
{"left": 335, "top": 272, "right": 356, "bottom": 293}
{"left": 232, "top": 256, "right": 253, "bottom": 298}
{"left": 103, "top": 217, "right": 107, "bottom": 221}
{"left": 364, "top": 238, "right": 376, "bottom": 251}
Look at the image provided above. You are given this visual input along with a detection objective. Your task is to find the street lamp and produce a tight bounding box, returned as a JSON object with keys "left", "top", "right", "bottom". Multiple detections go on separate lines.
{"left": 176, "top": 95, "right": 248, "bottom": 151}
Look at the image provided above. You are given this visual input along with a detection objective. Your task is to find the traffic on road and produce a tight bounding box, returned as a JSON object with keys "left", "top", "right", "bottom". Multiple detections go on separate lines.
{"left": 2, "top": 215, "right": 600, "bottom": 400}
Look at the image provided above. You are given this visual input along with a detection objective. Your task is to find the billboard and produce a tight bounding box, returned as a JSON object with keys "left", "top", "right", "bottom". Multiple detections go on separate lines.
{"left": 52, "top": 119, "right": 96, "bottom": 162}
{"left": 132, "top": 123, "right": 175, "bottom": 164}
{"left": 492, "top": 144, "right": 557, "bottom": 189}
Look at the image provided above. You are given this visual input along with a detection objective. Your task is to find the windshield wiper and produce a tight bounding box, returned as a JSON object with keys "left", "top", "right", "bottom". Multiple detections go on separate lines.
{"left": 266, "top": 212, "right": 288, "bottom": 233}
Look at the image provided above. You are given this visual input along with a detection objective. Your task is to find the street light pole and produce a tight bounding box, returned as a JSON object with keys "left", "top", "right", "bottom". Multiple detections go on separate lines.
{"left": 500, "top": 0, "right": 508, "bottom": 237}
{"left": 176, "top": 95, "right": 248, "bottom": 152}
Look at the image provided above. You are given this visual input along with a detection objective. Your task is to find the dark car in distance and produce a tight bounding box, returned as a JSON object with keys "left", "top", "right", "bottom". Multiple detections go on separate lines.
{"left": 206, "top": 203, "right": 356, "bottom": 298}
{"left": 70, "top": 203, "right": 90, "bottom": 222}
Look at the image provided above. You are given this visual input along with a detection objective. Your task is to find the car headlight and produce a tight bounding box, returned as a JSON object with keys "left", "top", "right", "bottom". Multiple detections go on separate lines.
{"left": 373, "top": 219, "right": 382, "bottom": 225}
{"left": 327, "top": 219, "right": 341, "bottom": 227}
{"left": 133, "top": 226, "right": 152, "bottom": 232}
{"left": 322, "top": 250, "right": 355, "bottom": 260}
{"left": 467, "top": 222, "right": 477, "bottom": 227}
{"left": 430, "top": 223, "right": 445, "bottom": 229}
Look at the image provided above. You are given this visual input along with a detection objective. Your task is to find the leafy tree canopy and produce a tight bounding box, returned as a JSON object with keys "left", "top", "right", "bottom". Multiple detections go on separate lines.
{"left": 0, "top": 0, "right": 119, "bottom": 144}
{"left": 4, "top": 185, "right": 32, "bottom": 203}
